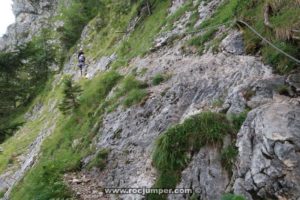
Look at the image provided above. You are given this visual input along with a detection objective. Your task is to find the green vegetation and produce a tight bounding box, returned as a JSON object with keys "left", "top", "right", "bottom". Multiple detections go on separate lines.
{"left": 148, "top": 112, "right": 233, "bottom": 199}
{"left": 276, "top": 85, "right": 290, "bottom": 96}
{"left": 113, "top": 0, "right": 171, "bottom": 66}
{"left": 221, "top": 193, "right": 246, "bottom": 200}
{"left": 124, "top": 89, "right": 148, "bottom": 107}
{"left": 152, "top": 73, "right": 167, "bottom": 85}
{"left": 221, "top": 144, "right": 238, "bottom": 173}
{"left": 236, "top": 0, "right": 300, "bottom": 73}
{"left": 59, "top": 77, "right": 83, "bottom": 114}
{"left": 0, "top": 190, "right": 5, "bottom": 198}
{"left": 0, "top": 29, "right": 56, "bottom": 143}
{"left": 108, "top": 75, "right": 148, "bottom": 109}
{"left": 243, "top": 89, "right": 256, "bottom": 101}
{"left": 58, "top": 0, "right": 104, "bottom": 49}
{"left": 212, "top": 98, "right": 224, "bottom": 107}
{"left": 87, "top": 148, "right": 110, "bottom": 170}
{"left": 228, "top": 111, "right": 248, "bottom": 132}
{"left": 188, "top": 28, "right": 218, "bottom": 54}
{"left": 10, "top": 71, "right": 121, "bottom": 200}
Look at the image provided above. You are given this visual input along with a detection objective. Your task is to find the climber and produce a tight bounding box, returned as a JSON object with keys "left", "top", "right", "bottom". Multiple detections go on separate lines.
{"left": 77, "top": 48, "right": 86, "bottom": 76}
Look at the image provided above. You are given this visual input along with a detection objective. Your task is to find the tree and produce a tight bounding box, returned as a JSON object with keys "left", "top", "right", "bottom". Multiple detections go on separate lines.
{"left": 59, "top": 77, "right": 82, "bottom": 114}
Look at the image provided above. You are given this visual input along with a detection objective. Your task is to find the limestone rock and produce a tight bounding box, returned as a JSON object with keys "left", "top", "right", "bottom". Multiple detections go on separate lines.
{"left": 287, "top": 73, "right": 300, "bottom": 93}
{"left": 234, "top": 99, "right": 300, "bottom": 200}
{"left": 220, "top": 31, "right": 244, "bottom": 55}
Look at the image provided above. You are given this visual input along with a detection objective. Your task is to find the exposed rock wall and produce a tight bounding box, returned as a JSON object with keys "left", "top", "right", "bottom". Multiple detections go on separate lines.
{"left": 234, "top": 97, "right": 300, "bottom": 200}
{"left": 0, "top": 0, "right": 58, "bottom": 51}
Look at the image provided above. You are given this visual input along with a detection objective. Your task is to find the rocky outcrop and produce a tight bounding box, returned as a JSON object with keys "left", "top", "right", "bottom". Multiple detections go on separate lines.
{"left": 0, "top": 0, "right": 58, "bottom": 51}
{"left": 168, "top": 146, "right": 229, "bottom": 200}
{"left": 65, "top": 35, "right": 274, "bottom": 199}
{"left": 233, "top": 97, "right": 300, "bottom": 200}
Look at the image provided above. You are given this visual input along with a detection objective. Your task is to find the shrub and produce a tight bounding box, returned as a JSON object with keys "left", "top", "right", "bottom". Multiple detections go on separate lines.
{"left": 59, "top": 77, "right": 82, "bottom": 115}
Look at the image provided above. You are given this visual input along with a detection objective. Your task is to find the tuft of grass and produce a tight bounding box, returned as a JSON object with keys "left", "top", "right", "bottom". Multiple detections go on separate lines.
{"left": 276, "top": 85, "right": 290, "bottom": 96}
{"left": 87, "top": 148, "right": 110, "bottom": 170}
{"left": 228, "top": 111, "right": 249, "bottom": 132}
{"left": 243, "top": 89, "right": 255, "bottom": 101}
{"left": 123, "top": 89, "right": 148, "bottom": 107}
{"left": 188, "top": 28, "right": 218, "bottom": 54}
{"left": 152, "top": 74, "right": 166, "bottom": 86}
{"left": 0, "top": 190, "right": 5, "bottom": 198}
{"left": 221, "top": 144, "right": 238, "bottom": 174}
{"left": 109, "top": 75, "right": 148, "bottom": 109}
{"left": 148, "top": 112, "right": 233, "bottom": 199}
{"left": 212, "top": 98, "right": 224, "bottom": 107}
{"left": 221, "top": 193, "right": 246, "bottom": 200}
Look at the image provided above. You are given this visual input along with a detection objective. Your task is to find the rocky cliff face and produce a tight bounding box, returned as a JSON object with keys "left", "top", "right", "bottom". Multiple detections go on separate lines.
{"left": 1, "top": 0, "right": 300, "bottom": 200}
{"left": 0, "top": 0, "right": 58, "bottom": 51}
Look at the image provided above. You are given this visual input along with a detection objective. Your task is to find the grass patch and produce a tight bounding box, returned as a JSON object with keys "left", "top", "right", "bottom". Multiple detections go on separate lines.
{"left": 10, "top": 71, "right": 121, "bottom": 200}
{"left": 152, "top": 73, "right": 167, "bottom": 86}
{"left": 212, "top": 98, "right": 224, "bottom": 107}
{"left": 243, "top": 89, "right": 255, "bottom": 101}
{"left": 187, "top": 28, "right": 218, "bottom": 54}
{"left": 123, "top": 89, "right": 148, "bottom": 107}
{"left": 236, "top": 0, "right": 300, "bottom": 74}
{"left": 221, "top": 144, "right": 238, "bottom": 174}
{"left": 108, "top": 75, "right": 148, "bottom": 110}
{"left": 87, "top": 148, "right": 110, "bottom": 170}
{"left": 114, "top": 0, "right": 171, "bottom": 63}
{"left": 0, "top": 190, "right": 5, "bottom": 198}
{"left": 228, "top": 111, "right": 248, "bottom": 132}
{"left": 221, "top": 193, "right": 246, "bottom": 200}
{"left": 276, "top": 85, "right": 290, "bottom": 96}
{"left": 148, "top": 112, "right": 233, "bottom": 199}
{"left": 58, "top": 0, "right": 103, "bottom": 49}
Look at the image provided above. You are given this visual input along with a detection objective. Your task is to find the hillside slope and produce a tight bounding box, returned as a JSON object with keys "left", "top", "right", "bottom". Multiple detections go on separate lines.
{"left": 0, "top": 0, "right": 299, "bottom": 200}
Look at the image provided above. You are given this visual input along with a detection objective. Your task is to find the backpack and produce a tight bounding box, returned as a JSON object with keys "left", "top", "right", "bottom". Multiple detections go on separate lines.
{"left": 79, "top": 54, "right": 85, "bottom": 62}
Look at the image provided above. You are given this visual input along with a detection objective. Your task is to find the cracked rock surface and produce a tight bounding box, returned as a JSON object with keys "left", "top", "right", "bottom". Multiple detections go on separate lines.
{"left": 234, "top": 97, "right": 300, "bottom": 200}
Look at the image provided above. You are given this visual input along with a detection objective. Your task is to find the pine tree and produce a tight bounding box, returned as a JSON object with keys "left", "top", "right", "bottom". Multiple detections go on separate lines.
{"left": 59, "top": 77, "right": 82, "bottom": 114}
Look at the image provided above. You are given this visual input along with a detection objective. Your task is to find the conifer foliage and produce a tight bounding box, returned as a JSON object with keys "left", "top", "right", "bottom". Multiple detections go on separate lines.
{"left": 59, "top": 77, "right": 82, "bottom": 114}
